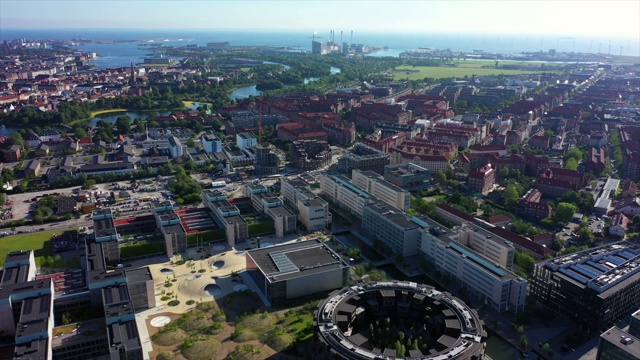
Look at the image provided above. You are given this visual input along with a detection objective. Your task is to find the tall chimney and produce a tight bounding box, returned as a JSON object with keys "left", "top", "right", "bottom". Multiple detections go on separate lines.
{"left": 351, "top": 30, "right": 353, "bottom": 43}
{"left": 341, "top": 31, "right": 343, "bottom": 44}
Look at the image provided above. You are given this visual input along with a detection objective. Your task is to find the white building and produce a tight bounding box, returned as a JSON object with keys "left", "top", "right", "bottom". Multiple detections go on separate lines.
{"left": 319, "top": 173, "right": 373, "bottom": 218}
{"left": 236, "top": 132, "right": 257, "bottom": 150}
{"left": 168, "top": 136, "right": 183, "bottom": 159}
{"left": 201, "top": 134, "right": 222, "bottom": 154}
{"left": 280, "top": 177, "right": 331, "bottom": 232}
{"left": 420, "top": 226, "right": 527, "bottom": 313}
{"left": 351, "top": 169, "right": 410, "bottom": 212}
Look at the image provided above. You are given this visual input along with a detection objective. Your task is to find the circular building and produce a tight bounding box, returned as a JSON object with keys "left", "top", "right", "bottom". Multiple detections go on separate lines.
{"left": 314, "top": 281, "right": 486, "bottom": 360}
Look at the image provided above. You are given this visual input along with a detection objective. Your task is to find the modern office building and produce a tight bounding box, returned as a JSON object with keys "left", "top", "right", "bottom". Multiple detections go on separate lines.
{"left": 320, "top": 173, "right": 375, "bottom": 218}
{"left": 246, "top": 183, "right": 296, "bottom": 238}
{"left": 200, "top": 133, "right": 223, "bottom": 154}
{"left": 531, "top": 242, "right": 640, "bottom": 332}
{"left": 351, "top": 169, "right": 410, "bottom": 212}
{"left": 314, "top": 281, "right": 487, "bottom": 360}
{"left": 245, "top": 239, "right": 349, "bottom": 305}
{"left": 630, "top": 308, "right": 640, "bottom": 338}
{"left": 203, "top": 189, "right": 248, "bottom": 246}
{"left": 152, "top": 200, "right": 187, "bottom": 258}
{"left": 93, "top": 208, "right": 121, "bottom": 265}
{"left": 236, "top": 132, "right": 257, "bottom": 150}
{"left": 596, "top": 326, "right": 640, "bottom": 360}
{"left": 280, "top": 176, "right": 331, "bottom": 232}
{"left": 419, "top": 223, "right": 528, "bottom": 313}
{"left": 383, "top": 162, "right": 431, "bottom": 192}
{"left": 361, "top": 201, "right": 425, "bottom": 257}
{"left": 337, "top": 143, "right": 389, "bottom": 175}
{"left": 168, "top": 135, "right": 183, "bottom": 159}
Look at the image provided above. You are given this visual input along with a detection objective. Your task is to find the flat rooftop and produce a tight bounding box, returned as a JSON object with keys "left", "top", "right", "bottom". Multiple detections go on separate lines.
{"left": 247, "top": 239, "right": 348, "bottom": 282}
{"left": 126, "top": 267, "right": 153, "bottom": 283}
{"left": 13, "top": 338, "right": 48, "bottom": 360}
{"left": 600, "top": 326, "right": 640, "bottom": 358}
{"left": 108, "top": 321, "right": 141, "bottom": 354}
{"left": 1, "top": 264, "right": 31, "bottom": 285}
{"left": 364, "top": 202, "right": 418, "bottom": 230}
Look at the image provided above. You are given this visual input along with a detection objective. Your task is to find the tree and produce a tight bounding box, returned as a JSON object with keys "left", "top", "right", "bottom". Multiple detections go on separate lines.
{"left": 73, "top": 126, "right": 88, "bottom": 139}
{"left": 433, "top": 171, "right": 447, "bottom": 185}
{"left": 186, "top": 138, "right": 196, "bottom": 148}
{"left": 503, "top": 185, "right": 520, "bottom": 210}
{"left": 61, "top": 312, "right": 72, "bottom": 325}
{"left": 577, "top": 226, "right": 595, "bottom": 245}
{"left": 553, "top": 202, "right": 578, "bottom": 224}
{"left": 519, "top": 335, "right": 528, "bottom": 349}
{"left": 515, "top": 251, "right": 535, "bottom": 273}
{"left": 550, "top": 236, "right": 565, "bottom": 251}
{"left": 565, "top": 158, "right": 579, "bottom": 170}
{"left": 115, "top": 115, "right": 132, "bottom": 135}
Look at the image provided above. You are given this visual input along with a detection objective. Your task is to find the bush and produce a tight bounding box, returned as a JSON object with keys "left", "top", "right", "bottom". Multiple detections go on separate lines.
{"left": 186, "top": 300, "right": 195, "bottom": 305}
{"left": 168, "top": 300, "right": 180, "bottom": 307}
{"left": 156, "top": 351, "right": 176, "bottom": 360}
{"left": 161, "top": 296, "right": 171, "bottom": 301}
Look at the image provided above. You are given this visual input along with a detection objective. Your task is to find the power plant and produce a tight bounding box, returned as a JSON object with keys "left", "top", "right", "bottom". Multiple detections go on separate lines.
{"left": 311, "top": 29, "right": 367, "bottom": 55}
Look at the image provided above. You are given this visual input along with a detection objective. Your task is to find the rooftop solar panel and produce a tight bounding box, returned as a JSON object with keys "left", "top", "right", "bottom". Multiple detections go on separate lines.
{"left": 559, "top": 267, "right": 589, "bottom": 284}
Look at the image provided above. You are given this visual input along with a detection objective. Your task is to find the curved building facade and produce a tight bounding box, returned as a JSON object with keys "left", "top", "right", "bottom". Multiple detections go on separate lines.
{"left": 314, "top": 281, "right": 486, "bottom": 360}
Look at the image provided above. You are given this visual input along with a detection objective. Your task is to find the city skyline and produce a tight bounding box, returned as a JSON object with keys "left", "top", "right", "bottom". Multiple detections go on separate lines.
{"left": 1, "top": 0, "right": 639, "bottom": 39}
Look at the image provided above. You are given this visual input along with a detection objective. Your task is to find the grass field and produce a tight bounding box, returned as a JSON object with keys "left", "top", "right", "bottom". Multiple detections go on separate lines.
{"left": 391, "top": 65, "right": 551, "bottom": 80}
{"left": 182, "top": 101, "right": 212, "bottom": 108}
{"left": 120, "top": 240, "right": 165, "bottom": 260}
{"left": 89, "top": 108, "right": 128, "bottom": 117}
{"left": 0, "top": 229, "right": 70, "bottom": 267}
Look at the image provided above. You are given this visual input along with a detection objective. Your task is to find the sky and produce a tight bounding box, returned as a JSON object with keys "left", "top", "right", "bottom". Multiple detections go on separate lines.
{"left": 1, "top": 0, "right": 639, "bottom": 38}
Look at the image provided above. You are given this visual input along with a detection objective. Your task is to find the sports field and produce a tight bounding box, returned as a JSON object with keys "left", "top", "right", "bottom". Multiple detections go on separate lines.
{"left": 0, "top": 229, "right": 68, "bottom": 266}
{"left": 391, "top": 61, "right": 554, "bottom": 80}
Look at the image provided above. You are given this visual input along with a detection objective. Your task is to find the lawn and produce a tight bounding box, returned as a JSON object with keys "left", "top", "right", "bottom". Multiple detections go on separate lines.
{"left": 0, "top": 229, "right": 70, "bottom": 267}
{"left": 391, "top": 64, "right": 555, "bottom": 80}
{"left": 89, "top": 108, "right": 128, "bottom": 117}
{"left": 119, "top": 240, "right": 165, "bottom": 260}
{"left": 187, "top": 229, "right": 226, "bottom": 245}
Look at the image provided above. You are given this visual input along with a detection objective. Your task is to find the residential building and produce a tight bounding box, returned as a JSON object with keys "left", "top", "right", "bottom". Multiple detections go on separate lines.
{"left": 516, "top": 189, "right": 552, "bottom": 220}
{"left": 531, "top": 242, "right": 640, "bottom": 332}
{"left": 25, "top": 159, "right": 41, "bottom": 178}
{"left": 290, "top": 140, "right": 332, "bottom": 171}
{"left": 610, "top": 214, "right": 630, "bottom": 237}
{"left": 589, "top": 147, "right": 606, "bottom": 173}
{"left": 245, "top": 239, "right": 349, "bottom": 305}
{"left": 2, "top": 144, "right": 22, "bottom": 162}
{"left": 351, "top": 169, "right": 410, "bottom": 212}
{"left": 468, "top": 164, "right": 496, "bottom": 195}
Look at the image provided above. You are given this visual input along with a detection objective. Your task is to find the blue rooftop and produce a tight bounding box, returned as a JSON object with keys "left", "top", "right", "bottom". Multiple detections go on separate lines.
{"left": 332, "top": 175, "right": 370, "bottom": 198}
{"left": 449, "top": 241, "right": 505, "bottom": 277}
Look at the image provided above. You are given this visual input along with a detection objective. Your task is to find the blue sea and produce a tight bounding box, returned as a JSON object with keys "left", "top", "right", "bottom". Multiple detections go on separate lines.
{"left": 2, "top": 28, "right": 639, "bottom": 69}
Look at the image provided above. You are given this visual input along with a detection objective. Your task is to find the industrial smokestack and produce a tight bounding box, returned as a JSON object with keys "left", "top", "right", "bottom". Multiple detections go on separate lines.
{"left": 351, "top": 30, "right": 353, "bottom": 44}
{"left": 341, "top": 31, "right": 343, "bottom": 45}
